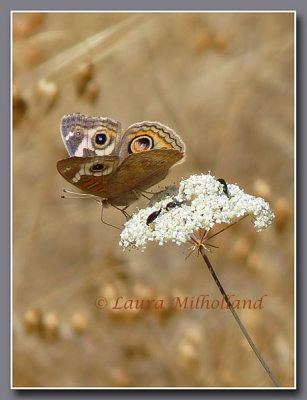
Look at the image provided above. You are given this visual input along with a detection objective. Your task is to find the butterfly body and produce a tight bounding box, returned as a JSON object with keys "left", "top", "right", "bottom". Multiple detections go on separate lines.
{"left": 57, "top": 113, "right": 185, "bottom": 206}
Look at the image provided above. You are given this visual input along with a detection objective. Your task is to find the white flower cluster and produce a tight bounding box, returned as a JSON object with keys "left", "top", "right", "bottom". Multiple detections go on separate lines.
{"left": 119, "top": 174, "right": 274, "bottom": 251}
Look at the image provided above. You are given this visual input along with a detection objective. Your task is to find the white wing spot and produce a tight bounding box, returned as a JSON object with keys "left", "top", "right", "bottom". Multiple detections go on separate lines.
{"left": 72, "top": 171, "right": 81, "bottom": 182}
{"left": 65, "top": 131, "right": 74, "bottom": 141}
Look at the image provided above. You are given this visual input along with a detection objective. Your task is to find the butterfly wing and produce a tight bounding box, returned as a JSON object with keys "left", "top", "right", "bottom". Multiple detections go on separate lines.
{"left": 118, "top": 121, "right": 185, "bottom": 162}
{"left": 107, "top": 149, "right": 184, "bottom": 199}
{"left": 57, "top": 119, "right": 185, "bottom": 206}
{"left": 57, "top": 156, "right": 119, "bottom": 198}
{"left": 60, "top": 113, "right": 122, "bottom": 157}
{"left": 102, "top": 121, "right": 186, "bottom": 205}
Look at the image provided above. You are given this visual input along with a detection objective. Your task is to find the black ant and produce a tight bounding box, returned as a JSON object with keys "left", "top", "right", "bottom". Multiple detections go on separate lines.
{"left": 217, "top": 178, "right": 229, "bottom": 198}
{"left": 165, "top": 201, "right": 185, "bottom": 211}
{"left": 146, "top": 201, "right": 185, "bottom": 225}
{"left": 146, "top": 208, "right": 162, "bottom": 225}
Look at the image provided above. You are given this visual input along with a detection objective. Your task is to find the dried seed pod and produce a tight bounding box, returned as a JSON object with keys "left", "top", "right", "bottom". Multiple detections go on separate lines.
{"left": 84, "top": 80, "right": 100, "bottom": 103}
{"left": 23, "top": 307, "right": 42, "bottom": 334}
{"left": 34, "top": 78, "right": 59, "bottom": 112}
{"left": 23, "top": 45, "right": 44, "bottom": 68}
{"left": 231, "top": 237, "right": 252, "bottom": 263}
{"left": 13, "top": 84, "right": 28, "bottom": 126}
{"left": 274, "top": 197, "right": 291, "bottom": 231}
{"left": 29, "top": 13, "right": 45, "bottom": 29}
{"left": 100, "top": 283, "right": 125, "bottom": 320}
{"left": 74, "top": 62, "right": 94, "bottom": 95}
{"left": 253, "top": 178, "right": 272, "bottom": 201}
{"left": 213, "top": 33, "right": 229, "bottom": 50}
{"left": 101, "top": 283, "right": 118, "bottom": 301}
{"left": 109, "top": 367, "right": 130, "bottom": 386}
{"left": 43, "top": 313, "right": 59, "bottom": 341}
{"left": 246, "top": 252, "right": 264, "bottom": 274}
{"left": 13, "top": 13, "right": 45, "bottom": 38}
{"left": 191, "top": 29, "right": 212, "bottom": 54}
{"left": 184, "top": 326, "right": 203, "bottom": 345}
{"left": 71, "top": 313, "right": 87, "bottom": 335}
{"left": 152, "top": 293, "right": 174, "bottom": 323}
{"left": 177, "top": 338, "right": 198, "bottom": 367}
{"left": 123, "top": 307, "right": 141, "bottom": 322}
{"left": 133, "top": 283, "right": 155, "bottom": 299}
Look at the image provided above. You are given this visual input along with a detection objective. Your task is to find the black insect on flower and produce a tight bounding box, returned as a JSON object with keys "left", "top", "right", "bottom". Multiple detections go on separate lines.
{"left": 217, "top": 178, "right": 229, "bottom": 198}
{"left": 146, "top": 208, "right": 162, "bottom": 225}
{"left": 165, "top": 201, "right": 184, "bottom": 211}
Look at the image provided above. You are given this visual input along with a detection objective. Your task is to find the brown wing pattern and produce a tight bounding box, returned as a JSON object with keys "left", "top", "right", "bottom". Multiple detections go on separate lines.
{"left": 118, "top": 121, "right": 185, "bottom": 162}
{"left": 60, "top": 113, "right": 122, "bottom": 157}
{"left": 107, "top": 149, "right": 184, "bottom": 198}
{"left": 56, "top": 156, "right": 119, "bottom": 198}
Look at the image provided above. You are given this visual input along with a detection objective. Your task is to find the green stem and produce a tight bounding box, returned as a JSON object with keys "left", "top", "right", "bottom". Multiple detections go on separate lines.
{"left": 199, "top": 247, "right": 281, "bottom": 387}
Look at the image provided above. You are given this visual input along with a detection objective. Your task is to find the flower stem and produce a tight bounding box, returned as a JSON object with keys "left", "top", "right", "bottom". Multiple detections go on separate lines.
{"left": 199, "top": 247, "right": 281, "bottom": 387}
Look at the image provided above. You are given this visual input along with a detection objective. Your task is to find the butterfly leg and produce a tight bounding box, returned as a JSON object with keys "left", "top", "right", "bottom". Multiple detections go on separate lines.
{"left": 111, "top": 204, "right": 131, "bottom": 220}
{"left": 100, "top": 203, "right": 121, "bottom": 231}
{"left": 132, "top": 189, "right": 153, "bottom": 201}
{"left": 140, "top": 192, "right": 151, "bottom": 200}
{"left": 140, "top": 189, "right": 156, "bottom": 195}
{"left": 121, "top": 206, "right": 131, "bottom": 219}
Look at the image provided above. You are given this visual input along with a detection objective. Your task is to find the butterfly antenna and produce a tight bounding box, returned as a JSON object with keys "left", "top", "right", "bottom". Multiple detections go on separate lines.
{"left": 61, "top": 189, "right": 102, "bottom": 202}
{"left": 62, "top": 195, "right": 91, "bottom": 200}
{"left": 63, "top": 189, "right": 99, "bottom": 198}
{"left": 61, "top": 195, "right": 100, "bottom": 201}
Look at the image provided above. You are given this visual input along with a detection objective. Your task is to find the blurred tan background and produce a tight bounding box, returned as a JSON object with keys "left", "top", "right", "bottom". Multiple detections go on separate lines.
{"left": 12, "top": 12, "right": 294, "bottom": 388}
